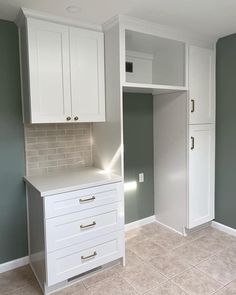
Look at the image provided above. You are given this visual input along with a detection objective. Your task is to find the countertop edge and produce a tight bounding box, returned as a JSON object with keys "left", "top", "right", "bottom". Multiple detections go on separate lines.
{"left": 23, "top": 173, "right": 123, "bottom": 197}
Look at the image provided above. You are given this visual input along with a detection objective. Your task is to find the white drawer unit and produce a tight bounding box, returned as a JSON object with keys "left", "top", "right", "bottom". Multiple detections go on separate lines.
{"left": 45, "top": 202, "right": 124, "bottom": 252}
{"left": 47, "top": 231, "right": 124, "bottom": 286}
{"left": 44, "top": 182, "right": 122, "bottom": 218}
{"left": 25, "top": 174, "right": 124, "bottom": 295}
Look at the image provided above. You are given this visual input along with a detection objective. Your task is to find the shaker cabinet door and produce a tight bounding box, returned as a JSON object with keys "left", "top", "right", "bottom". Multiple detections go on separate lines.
{"left": 189, "top": 46, "right": 215, "bottom": 124}
{"left": 70, "top": 27, "right": 105, "bottom": 122}
{"left": 188, "top": 124, "right": 215, "bottom": 228}
{"left": 27, "top": 18, "right": 72, "bottom": 123}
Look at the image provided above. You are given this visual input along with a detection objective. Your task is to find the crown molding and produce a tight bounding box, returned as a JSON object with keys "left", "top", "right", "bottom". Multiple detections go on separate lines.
{"left": 15, "top": 7, "right": 102, "bottom": 31}
{"left": 103, "top": 14, "right": 217, "bottom": 48}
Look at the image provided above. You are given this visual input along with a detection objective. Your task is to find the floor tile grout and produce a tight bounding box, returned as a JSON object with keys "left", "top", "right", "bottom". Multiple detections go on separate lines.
{"left": 2, "top": 223, "right": 236, "bottom": 295}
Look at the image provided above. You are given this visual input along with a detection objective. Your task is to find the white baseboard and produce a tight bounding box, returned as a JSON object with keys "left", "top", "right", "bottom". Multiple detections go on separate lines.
{"left": 125, "top": 215, "right": 155, "bottom": 231}
{"left": 0, "top": 256, "right": 29, "bottom": 274}
{"left": 212, "top": 221, "right": 236, "bottom": 237}
{"left": 155, "top": 218, "right": 184, "bottom": 236}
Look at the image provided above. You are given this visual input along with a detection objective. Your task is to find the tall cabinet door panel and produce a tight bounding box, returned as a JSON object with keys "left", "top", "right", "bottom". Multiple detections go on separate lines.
{"left": 27, "top": 18, "right": 71, "bottom": 123}
{"left": 188, "top": 124, "right": 215, "bottom": 228}
{"left": 70, "top": 28, "right": 105, "bottom": 122}
{"left": 189, "top": 46, "right": 215, "bottom": 124}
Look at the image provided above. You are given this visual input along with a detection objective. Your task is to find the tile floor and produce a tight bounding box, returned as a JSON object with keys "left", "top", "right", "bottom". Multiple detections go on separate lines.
{"left": 2, "top": 223, "right": 236, "bottom": 295}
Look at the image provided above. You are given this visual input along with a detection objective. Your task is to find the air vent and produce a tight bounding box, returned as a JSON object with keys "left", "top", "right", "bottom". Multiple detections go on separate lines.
{"left": 68, "top": 266, "right": 102, "bottom": 282}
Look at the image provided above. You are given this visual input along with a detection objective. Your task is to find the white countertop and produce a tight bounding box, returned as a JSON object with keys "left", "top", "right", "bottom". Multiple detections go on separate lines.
{"left": 24, "top": 167, "right": 122, "bottom": 196}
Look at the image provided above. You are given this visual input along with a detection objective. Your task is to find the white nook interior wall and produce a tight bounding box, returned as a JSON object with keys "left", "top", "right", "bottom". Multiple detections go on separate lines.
{"left": 125, "top": 30, "right": 186, "bottom": 87}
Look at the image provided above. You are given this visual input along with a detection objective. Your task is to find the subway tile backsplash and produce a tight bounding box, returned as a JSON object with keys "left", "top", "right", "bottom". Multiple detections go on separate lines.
{"left": 24, "top": 123, "right": 92, "bottom": 176}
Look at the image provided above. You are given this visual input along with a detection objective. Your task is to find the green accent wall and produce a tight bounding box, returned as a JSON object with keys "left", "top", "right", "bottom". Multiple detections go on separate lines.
{"left": 0, "top": 20, "right": 27, "bottom": 263}
{"left": 123, "top": 93, "right": 154, "bottom": 224}
{"left": 215, "top": 34, "right": 236, "bottom": 229}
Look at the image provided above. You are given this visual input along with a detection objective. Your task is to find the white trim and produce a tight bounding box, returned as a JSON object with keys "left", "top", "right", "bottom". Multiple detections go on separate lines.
{"left": 15, "top": 8, "right": 102, "bottom": 32}
{"left": 155, "top": 218, "right": 184, "bottom": 236}
{"left": 185, "top": 221, "right": 212, "bottom": 236}
{"left": 102, "top": 15, "right": 119, "bottom": 32}
{"left": 0, "top": 256, "right": 29, "bottom": 274}
{"left": 125, "top": 215, "right": 155, "bottom": 231}
{"left": 126, "top": 50, "right": 154, "bottom": 60}
{"left": 123, "top": 82, "right": 187, "bottom": 96}
{"left": 120, "top": 15, "right": 215, "bottom": 48}
{"left": 29, "top": 262, "right": 45, "bottom": 293}
{"left": 212, "top": 221, "right": 236, "bottom": 237}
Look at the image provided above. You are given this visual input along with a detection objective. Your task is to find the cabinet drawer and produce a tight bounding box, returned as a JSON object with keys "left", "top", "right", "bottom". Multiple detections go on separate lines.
{"left": 47, "top": 231, "right": 124, "bottom": 286}
{"left": 45, "top": 202, "right": 124, "bottom": 252}
{"left": 44, "top": 182, "right": 123, "bottom": 218}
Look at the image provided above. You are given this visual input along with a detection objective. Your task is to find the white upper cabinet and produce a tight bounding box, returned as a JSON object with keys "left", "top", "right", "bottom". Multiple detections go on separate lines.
{"left": 188, "top": 124, "right": 215, "bottom": 229}
{"left": 20, "top": 16, "right": 105, "bottom": 123}
{"left": 27, "top": 19, "right": 72, "bottom": 123}
{"left": 189, "top": 46, "right": 215, "bottom": 124}
{"left": 70, "top": 28, "right": 105, "bottom": 122}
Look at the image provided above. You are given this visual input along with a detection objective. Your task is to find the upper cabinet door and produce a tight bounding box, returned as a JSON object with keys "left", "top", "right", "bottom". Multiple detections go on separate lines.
{"left": 27, "top": 19, "right": 72, "bottom": 123}
{"left": 188, "top": 124, "right": 215, "bottom": 229}
{"left": 189, "top": 46, "right": 215, "bottom": 124}
{"left": 70, "top": 28, "right": 105, "bottom": 122}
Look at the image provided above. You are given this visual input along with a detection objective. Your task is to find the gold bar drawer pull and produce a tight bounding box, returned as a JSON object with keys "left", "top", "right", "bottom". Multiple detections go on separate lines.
{"left": 79, "top": 196, "right": 96, "bottom": 203}
{"left": 81, "top": 251, "right": 97, "bottom": 261}
{"left": 80, "top": 221, "right": 96, "bottom": 229}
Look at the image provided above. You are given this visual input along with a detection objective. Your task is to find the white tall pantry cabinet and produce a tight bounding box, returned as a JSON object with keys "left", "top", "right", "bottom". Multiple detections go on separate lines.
{"left": 188, "top": 45, "right": 215, "bottom": 229}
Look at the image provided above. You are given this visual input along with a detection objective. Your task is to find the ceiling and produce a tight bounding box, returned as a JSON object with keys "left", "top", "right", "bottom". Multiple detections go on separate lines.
{"left": 0, "top": 0, "right": 235, "bottom": 39}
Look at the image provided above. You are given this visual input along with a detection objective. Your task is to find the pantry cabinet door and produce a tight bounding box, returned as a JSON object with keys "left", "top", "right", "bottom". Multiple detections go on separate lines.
{"left": 188, "top": 124, "right": 215, "bottom": 229}
{"left": 189, "top": 46, "right": 215, "bottom": 124}
{"left": 70, "top": 27, "right": 105, "bottom": 122}
{"left": 27, "top": 18, "right": 71, "bottom": 123}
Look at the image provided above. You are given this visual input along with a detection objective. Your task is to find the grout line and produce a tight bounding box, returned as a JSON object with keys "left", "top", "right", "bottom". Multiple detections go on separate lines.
{"left": 192, "top": 265, "right": 226, "bottom": 288}
{"left": 194, "top": 261, "right": 236, "bottom": 288}
{"left": 82, "top": 265, "right": 120, "bottom": 290}
{"left": 171, "top": 280, "right": 192, "bottom": 295}
{"left": 162, "top": 265, "right": 194, "bottom": 282}
{"left": 119, "top": 271, "right": 148, "bottom": 295}
{"left": 126, "top": 225, "right": 236, "bottom": 293}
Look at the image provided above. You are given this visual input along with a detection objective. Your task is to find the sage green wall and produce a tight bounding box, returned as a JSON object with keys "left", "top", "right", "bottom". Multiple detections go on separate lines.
{"left": 215, "top": 34, "right": 236, "bottom": 229}
{"left": 123, "top": 93, "right": 154, "bottom": 224}
{"left": 0, "top": 20, "right": 27, "bottom": 263}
